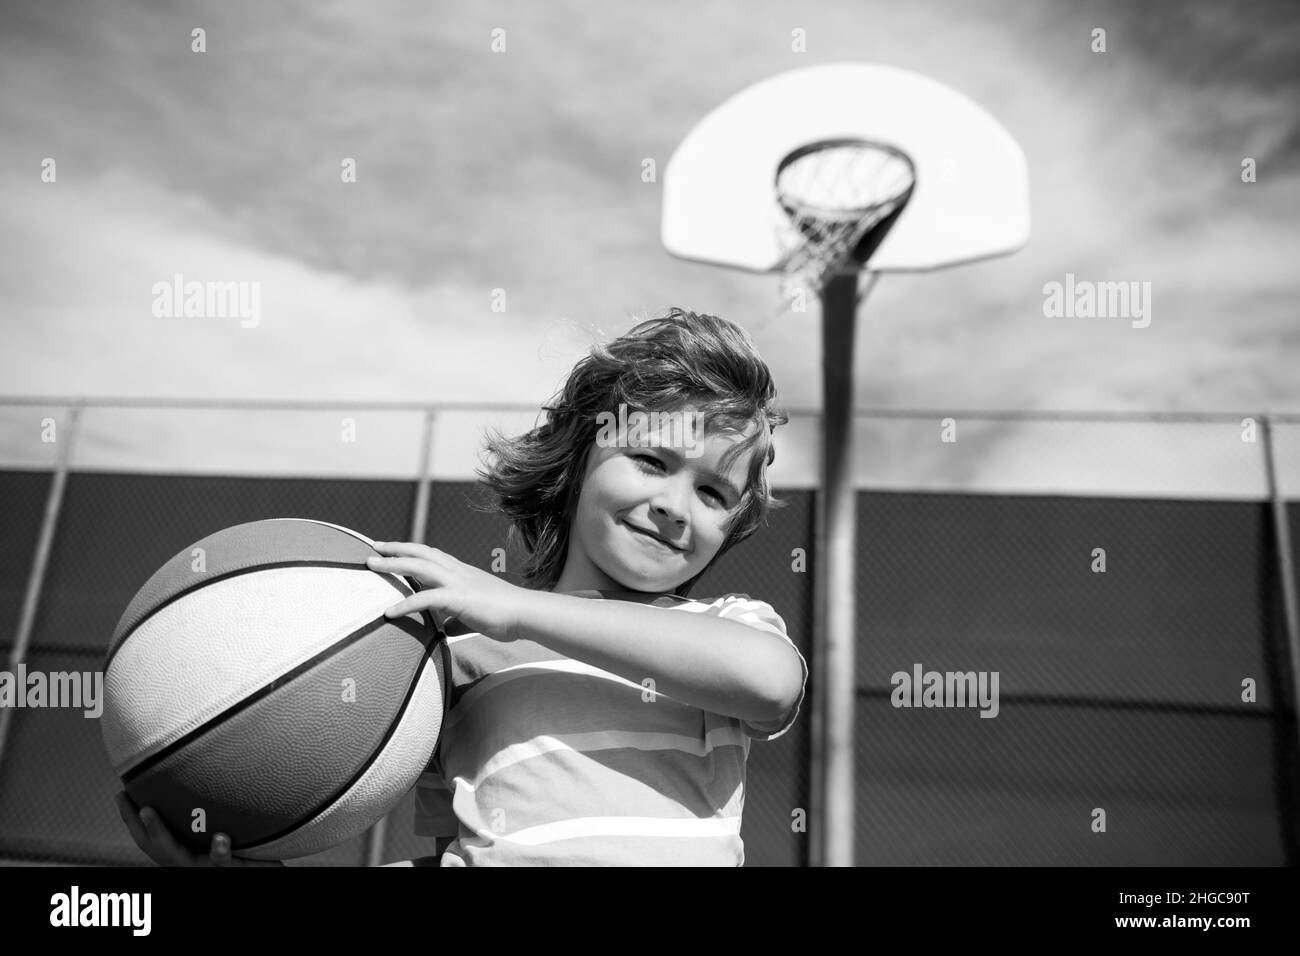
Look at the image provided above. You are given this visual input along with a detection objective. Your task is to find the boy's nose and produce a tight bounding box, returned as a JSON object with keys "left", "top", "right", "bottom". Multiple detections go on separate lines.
{"left": 651, "top": 498, "right": 688, "bottom": 526}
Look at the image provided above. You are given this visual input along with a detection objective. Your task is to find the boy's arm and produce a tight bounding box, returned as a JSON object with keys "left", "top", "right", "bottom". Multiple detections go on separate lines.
{"left": 510, "top": 591, "right": 803, "bottom": 725}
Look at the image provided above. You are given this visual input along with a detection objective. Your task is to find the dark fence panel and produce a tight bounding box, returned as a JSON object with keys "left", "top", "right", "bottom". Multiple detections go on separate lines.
{"left": 0, "top": 471, "right": 50, "bottom": 653}
{"left": 855, "top": 492, "right": 1298, "bottom": 865}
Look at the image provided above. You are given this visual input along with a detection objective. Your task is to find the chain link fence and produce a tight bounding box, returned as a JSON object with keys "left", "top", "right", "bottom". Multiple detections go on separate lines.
{"left": 1, "top": 400, "right": 1297, "bottom": 865}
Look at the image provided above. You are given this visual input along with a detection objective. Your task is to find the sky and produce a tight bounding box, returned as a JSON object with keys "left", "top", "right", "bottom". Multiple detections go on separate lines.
{"left": 1, "top": 0, "right": 1297, "bottom": 495}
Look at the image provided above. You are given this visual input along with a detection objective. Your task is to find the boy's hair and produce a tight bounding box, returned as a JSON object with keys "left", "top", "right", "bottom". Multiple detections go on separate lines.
{"left": 476, "top": 308, "right": 788, "bottom": 597}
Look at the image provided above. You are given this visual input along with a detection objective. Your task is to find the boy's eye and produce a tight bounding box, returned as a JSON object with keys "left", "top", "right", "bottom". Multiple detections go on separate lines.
{"left": 632, "top": 454, "right": 728, "bottom": 506}
{"left": 701, "top": 486, "right": 727, "bottom": 506}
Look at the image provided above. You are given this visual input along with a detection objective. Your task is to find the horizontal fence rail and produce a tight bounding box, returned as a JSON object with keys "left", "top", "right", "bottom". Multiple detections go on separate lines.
{"left": 2, "top": 394, "right": 1299, "bottom": 423}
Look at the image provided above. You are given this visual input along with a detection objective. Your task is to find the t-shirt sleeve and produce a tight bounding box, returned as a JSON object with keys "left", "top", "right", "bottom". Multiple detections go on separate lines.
{"left": 714, "top": 594, "right": 808, "bottom": 741}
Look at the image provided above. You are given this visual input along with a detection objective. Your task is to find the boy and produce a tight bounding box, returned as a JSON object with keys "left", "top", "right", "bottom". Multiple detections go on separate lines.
{"left": 119, "top": 309, "right": 805, "bottom": 866}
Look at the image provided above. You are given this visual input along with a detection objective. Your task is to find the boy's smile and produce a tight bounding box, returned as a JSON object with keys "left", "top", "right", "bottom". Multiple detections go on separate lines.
{"left": 621, "top": 519, "right": 687, "bottom": 552}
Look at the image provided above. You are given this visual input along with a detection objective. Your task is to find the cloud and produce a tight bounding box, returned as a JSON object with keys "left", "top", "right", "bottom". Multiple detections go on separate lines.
{"left": 1, "top": 0, "right": 1296, "bottom": 492}
{"left": 0, "top": 166, "right": 587, "bottom": 404}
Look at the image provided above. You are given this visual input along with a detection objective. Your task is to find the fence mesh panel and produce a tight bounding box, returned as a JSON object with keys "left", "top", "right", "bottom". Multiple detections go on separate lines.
{"left": 1, "top": 404, "right": 1297, "bottom": 866}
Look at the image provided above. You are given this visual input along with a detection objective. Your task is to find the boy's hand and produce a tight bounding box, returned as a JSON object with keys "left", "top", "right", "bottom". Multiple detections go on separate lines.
{"left": 115, "top": 792, "right": 283, "bottom": 867}
{"left": 367, "top": 541, "right": 532, "bottom": 642}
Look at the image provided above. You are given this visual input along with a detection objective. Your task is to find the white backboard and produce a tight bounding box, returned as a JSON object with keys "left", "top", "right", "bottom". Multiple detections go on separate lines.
{"left": 661, "top": 63, "right": 1031, "bottom": 274}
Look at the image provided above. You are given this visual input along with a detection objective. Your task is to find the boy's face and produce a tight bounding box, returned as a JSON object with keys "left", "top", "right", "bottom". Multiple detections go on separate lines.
{"left": 553, "top": 411, "right": 760, "bottom": 595}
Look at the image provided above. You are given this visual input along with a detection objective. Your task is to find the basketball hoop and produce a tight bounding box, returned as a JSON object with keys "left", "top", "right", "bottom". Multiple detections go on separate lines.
{"left": 773, "top": 139, "right": 916, "bottom": 302}
{"left": 661, "top": 64, "right": 1030, "bottom": 868}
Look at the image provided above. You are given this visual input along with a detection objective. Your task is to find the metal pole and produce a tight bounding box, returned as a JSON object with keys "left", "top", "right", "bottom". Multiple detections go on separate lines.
{"left": 1261, "top": 414, "right": 1300, "bottom": 704}
{"left": 810, "top": 425, "right": 828, "bottom": 868}
{"left": 0, "top": 403, "right": 81, "bottom": 774}
{"left": 362, "top": 408, "right": 437, "bottom": 868}
{"left": 410, "top": 408, "right": 437, "bottom": 547}
{"left": 815, "top": 273, "right": 872, "bottom": 866}
{"left": 1259, "top": 414, "right": 1300, "bottom": 863}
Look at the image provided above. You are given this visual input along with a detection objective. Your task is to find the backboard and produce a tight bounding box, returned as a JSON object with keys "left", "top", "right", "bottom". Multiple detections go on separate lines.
{"left": 661, "top": 63, "right": 1030, "bottom": 275}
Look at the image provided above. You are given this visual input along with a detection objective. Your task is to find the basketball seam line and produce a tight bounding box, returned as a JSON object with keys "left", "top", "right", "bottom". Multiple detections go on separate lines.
{"left": 119, "top": 612, "right": 389, "bottom": 782}
{"left": 105, "top": 561, "right": 411, "bottom": 671}
{"left": 239, "top": 626, "right": 443, "bottom": 855}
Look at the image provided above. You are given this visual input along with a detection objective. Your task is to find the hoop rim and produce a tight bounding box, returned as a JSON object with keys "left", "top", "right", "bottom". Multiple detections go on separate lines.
{"left": 774, "top": 138, "right": 917, "bottom": 220}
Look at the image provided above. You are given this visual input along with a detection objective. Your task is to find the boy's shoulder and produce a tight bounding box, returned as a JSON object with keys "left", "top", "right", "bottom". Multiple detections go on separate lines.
{"left": 675, "top": 592, "right": 788, "bottom": 630}
{"left": 688, "top": 591, "right": 774, "bottom": 611}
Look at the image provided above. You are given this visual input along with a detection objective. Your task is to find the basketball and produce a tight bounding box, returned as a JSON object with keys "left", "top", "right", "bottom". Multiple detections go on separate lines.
{"left": 100, "top": 518, "right": 447, "bottom": 861}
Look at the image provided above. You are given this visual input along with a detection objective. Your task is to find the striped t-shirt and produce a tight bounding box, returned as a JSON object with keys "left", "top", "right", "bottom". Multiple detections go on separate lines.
{"left": 414, "top": 589, "right": 807, "bottom": 866}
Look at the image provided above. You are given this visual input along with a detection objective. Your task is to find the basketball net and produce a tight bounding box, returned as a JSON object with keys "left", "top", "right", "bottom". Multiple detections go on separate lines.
{"left": 774, "top": 140, "right": 916, "bottom": 306}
